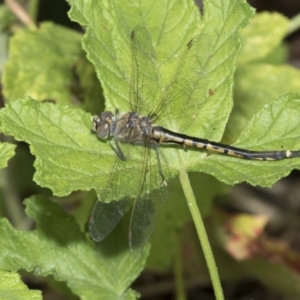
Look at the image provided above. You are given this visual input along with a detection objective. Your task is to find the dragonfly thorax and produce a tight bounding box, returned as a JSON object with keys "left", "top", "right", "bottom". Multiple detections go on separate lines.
{"left": 113, "top": 111, "right": 154, "bottom": 145}
{"left": 92, "top": 110, "right": 154, "bottom": 145}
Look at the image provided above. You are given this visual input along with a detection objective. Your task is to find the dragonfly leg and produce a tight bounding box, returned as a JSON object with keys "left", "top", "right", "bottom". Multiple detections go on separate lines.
{"left": 110, "top": 138, "right": 126, "bottom": 161}
{"left": 153, "top": 143, "right": 167, "bottom": 186}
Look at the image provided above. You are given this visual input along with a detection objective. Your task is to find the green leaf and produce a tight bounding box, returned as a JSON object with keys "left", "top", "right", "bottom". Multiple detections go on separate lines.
{"left": 3, "top": 22, "right": 83, "bottom": 103}
{"left": 199, "top": 93, "right": 300, "bottom": 186}
{"left": 0, "top": 142, "right": 16, "bottom": 169}
{"left": 261, "top": 42, "right": 289, "bottom": 65}
{"left": 0, "top": 2, "right": 297, "bottom": 194}
{"left": 68, "top": 0, "right": 253, "bottom": 139}
{"left": 226, "top": 12, "right": 300, "bottom": 144}
{"left": 0, "top": 196, "right": 147, "bottom": 300}
{"left": 239, "top": 12, "right": 289, "bottom": 64}
{"left": 225, "top": 64, "right": 300, "bottom": 143}
{"left": 0, "top": 97, "right": 108, "bottom": 196}
{"left": 67, "top": 0, "right": 256, "bottom": 185}
{"left": 0, "top": 269, "right": 42, "bottom": 300}
{"left": 0, "top": 4, "right": 16, "bottom": 31}
{"left": 0, "top": 0, "right": 255, "bottom": 192}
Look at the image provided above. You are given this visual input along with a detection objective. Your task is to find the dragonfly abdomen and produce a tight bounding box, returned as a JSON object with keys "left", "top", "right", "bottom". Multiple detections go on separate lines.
{"left": 152, "top": 126, "right": 300, "bottom": 161}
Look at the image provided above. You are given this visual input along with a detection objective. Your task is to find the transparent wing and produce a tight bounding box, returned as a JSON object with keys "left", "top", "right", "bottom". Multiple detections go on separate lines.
{"left": 130, "top": 26, "right": 212, "bottom": 132}
{"left": 89, "top": 198, "right": 130, "bottom": 242}
{"left": 128, "top": 142, "right": 168, "bottom": 251}
{"left": 129, "top": 25, "right": 161, "bottom": 114}
{"left": 89, "top": 130, "right": 145, "bottom": 242}
{"left": 151, "top": 33, "right": 212, "bottom": 132}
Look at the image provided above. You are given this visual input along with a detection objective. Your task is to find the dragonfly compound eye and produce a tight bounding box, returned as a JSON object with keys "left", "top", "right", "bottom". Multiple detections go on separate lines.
{"left": 92, "top": 111, "right": 114, "bottom": 139}
{"left": 95, "top": 119, "right": 111, "bottom": 139}
{"left": 90, "top": 115, "right": 108, "bottom": 138}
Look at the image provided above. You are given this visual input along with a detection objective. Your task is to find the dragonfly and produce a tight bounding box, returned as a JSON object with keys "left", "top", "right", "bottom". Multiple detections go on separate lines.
{"left": 89, "top": 25, "right": 300, "bottom": 251}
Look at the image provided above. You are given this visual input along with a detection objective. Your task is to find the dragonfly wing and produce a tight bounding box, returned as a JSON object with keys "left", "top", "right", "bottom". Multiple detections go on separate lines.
{"left": 130, "top": 26, "right": 213, "bottom": 133}
{"left": 128, "top": 143, "right": 168, "bottom": 251}
{"left": 89, "top": 198, "right": 130, "bottom": 242}
{"left": 151, "top": 33, "right": 212, "bottom": 132}
{"left": 130, "top": 25, "right": 161, "bottom": 114}
{"left": 89, "top": 130, "right": 144, "bottom": 242}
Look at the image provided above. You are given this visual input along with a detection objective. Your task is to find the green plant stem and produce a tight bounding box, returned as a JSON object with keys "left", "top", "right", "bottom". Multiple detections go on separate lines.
{"left": 28, "top": 0, "right": 39, "bottom": 22}
{"left": 287, "top": 13, "right": 300, "bottom": 36}
{"left": 174, "top": 230, "right": 186, "bottom": 300}
{"left": 177, "top": 152, "right": 224, "bottom": 300}
{"left": 4, "top": 0, "right": 35, "bottom": 27}
{"left": 1, "top": 167, "right": 26, "bottom": 230}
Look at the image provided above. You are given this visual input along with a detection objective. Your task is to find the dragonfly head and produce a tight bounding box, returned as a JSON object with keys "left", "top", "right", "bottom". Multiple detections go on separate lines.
{"left": 91, "top": 111, "right": 114, "bottom": 139}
